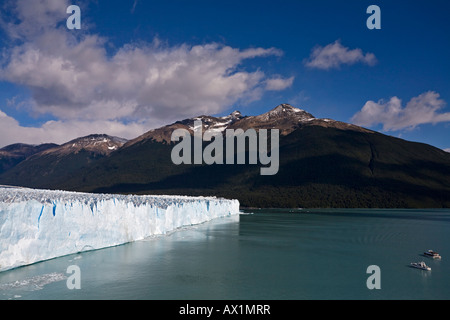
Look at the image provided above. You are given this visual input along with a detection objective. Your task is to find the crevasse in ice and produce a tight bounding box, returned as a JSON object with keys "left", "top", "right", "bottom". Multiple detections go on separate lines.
{"left": 0, "top": 187, "right": 240, "bottom": 272}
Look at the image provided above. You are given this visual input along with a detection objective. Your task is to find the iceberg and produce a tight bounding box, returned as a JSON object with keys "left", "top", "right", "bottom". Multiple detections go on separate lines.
{"left": 0, "top": 186, "right": 240, "bottom": 272}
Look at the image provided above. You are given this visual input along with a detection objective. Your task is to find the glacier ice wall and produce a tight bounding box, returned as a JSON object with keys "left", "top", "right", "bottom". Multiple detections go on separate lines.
{"left": 0, "top": 187, "right": 240, "bottom": 272}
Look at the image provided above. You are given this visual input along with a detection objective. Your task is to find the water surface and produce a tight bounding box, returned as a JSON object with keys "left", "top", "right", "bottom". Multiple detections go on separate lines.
{"left": 1, "top": 209, "right": 449, "bottom": 300}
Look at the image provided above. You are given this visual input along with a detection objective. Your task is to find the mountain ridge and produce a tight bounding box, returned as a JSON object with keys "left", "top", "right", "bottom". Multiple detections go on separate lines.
{"left": 123, "top": 103, "right": 374, "bottom": 146}
{"left": 1, "top": 104, "right": 449, "bottom": 208}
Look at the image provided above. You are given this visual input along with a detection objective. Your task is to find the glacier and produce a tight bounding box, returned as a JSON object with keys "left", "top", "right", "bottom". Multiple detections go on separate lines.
{"left": 0, "top": 186, "right": 240, "bottom": 272}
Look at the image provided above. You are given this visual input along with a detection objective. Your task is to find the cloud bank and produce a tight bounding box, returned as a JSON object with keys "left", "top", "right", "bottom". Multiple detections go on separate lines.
{"left": 0, "top": 110, "right": 147, "bottom": 146}
{"left": 0, "top": 0, "right": 293, "bottom": 146}
{"left": 351, "top": 91, "right": 450, "bottom": 131}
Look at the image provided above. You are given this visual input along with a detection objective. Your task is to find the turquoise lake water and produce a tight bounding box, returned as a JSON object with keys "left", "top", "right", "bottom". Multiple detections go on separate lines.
{"left": 1, "top": 208, "right": 450, "bottom": 300}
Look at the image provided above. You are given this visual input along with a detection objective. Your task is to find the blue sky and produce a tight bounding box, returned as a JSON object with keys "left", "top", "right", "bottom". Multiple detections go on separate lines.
{"left": 0, "top": 0, "right": 449, "bottom": 150}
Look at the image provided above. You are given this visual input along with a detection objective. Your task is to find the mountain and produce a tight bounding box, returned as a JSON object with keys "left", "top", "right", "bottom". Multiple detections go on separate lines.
{"left": 1, "top": 104, "right": 450, "bottom": 208}
{"left": 0, "top": 134, "right": 127, "bottom": 189}
{"left": 124, "top": 109, "right": 245, "bottom": 146}
{"left": 123, "top": 104, "right": 370, "bottom": 146}
{"left": 227, "top": 104, "right": 373, "bottom": 135}
{"left": 0, "top": 143, "right": 58, "bottom": 175}
{"left": 43, "top": 134, "right": 128, "bottom": 156}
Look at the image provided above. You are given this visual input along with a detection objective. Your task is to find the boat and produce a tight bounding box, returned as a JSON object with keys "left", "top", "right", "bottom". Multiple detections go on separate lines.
{"left": 410, "top": 261, "right": 431, "bottom": 271}
{"left": 424, "top": 250, "right": 441, "bottom": 259}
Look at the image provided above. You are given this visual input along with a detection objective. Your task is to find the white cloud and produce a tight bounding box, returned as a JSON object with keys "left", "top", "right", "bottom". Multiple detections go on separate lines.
{"left": 351, "top": 91, "right": 450, "bottom": 131}
{"left": 304, "top": 40, "right": 377, "bottom": 70}
{"left": 2, "top": 33, "right": 288, "bottom": 122}
{"left": 444, "top": 148, "right": 450, "bottom": 153}
{"left": 265, "top": 76, "right": 295, "bottom": 91}
{"left": 0, "top": 0, "right": 70, "bottom": 40}
{"left": 0, "top": 0, "right": 293, "bottom": 146}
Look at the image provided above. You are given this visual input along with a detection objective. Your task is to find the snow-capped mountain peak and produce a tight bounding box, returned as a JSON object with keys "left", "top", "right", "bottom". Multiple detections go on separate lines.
{"left": 41, "top": 134, "right": 128, "bottom": 156}
{"left": 258, "top": 104, "right": 315, "bottom": 121}
{"left": 228, "top": 110, "right": 243, "bottom": 120}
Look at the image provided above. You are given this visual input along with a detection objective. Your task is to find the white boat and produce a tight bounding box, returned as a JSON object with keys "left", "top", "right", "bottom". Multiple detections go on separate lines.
{"left": 410, "top": 261, "right": 431, "bottom": 271}
{"left": 424, "top": 250, "right": 441, "bottom": 259}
